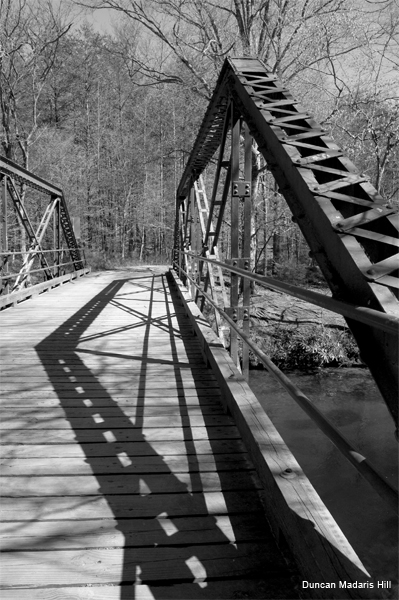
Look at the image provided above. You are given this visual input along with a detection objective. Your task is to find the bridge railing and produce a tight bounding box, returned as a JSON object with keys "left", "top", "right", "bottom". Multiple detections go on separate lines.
{"left": 0, "top": 247, "right": 86, "bottom": 290}
{"left": 0, "top": 155, "right": 88, "bottom": 302}
{"left": 173, "top": 249, "right": 398, "bottom": 516}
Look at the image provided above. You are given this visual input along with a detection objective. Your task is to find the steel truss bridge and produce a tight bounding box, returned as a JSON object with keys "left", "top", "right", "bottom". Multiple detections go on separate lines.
{"left": 0, "top": 57, "right": 398, "bottom": 599}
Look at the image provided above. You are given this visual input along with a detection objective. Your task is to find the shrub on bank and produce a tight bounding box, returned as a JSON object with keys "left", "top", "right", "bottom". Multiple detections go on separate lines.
{"left": 203, "top": 301, "right": 361, "bottom": 371}
{"left": 250, "top": 324, "right": 360, "bottom": 370}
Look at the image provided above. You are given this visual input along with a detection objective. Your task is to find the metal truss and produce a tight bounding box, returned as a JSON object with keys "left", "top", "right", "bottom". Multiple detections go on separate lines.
{"left": 174, "top": 57, "right": 399, "bottom": 428}
{"left": 0, "top": 156, "right": 84, "bottom": 294}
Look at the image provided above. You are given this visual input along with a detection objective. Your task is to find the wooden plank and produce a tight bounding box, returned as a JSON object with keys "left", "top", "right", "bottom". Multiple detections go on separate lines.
{"left": 0, "top": 513, "right": 270, "bottom": 551}
{"left": 0, "top": 405, "right": 224, "bottom": 418}
{"left": 0, "top": 374, "right": 218, "bottom": 384}
{"left": 0, "top": 362, "right": 208, "bottom": 370}
{"left": 0, "top": 365, "right": 213, "bottom": 374}
{"left": 0, "top": 426, "right": 241, "bottom": 444}
{"left": 0, "top": 363, "right": 214, "bottom": 373}
{"left": 0, "top": 333, "right": 198, "bottom": 341}
{"left": 0, "top": 394, "right": 222, "bottom": 407}
{"left": 0, "top": 542, "right": 286, "bottom": 588}
{"left": 0, "top": 381, "right": 221, "bottom": 392}
{"left": 1, "top": 470, "right": 259, "bottom": 496}
{"left": 1, "top": 344, "right": 201, "bottom": 352}
{"left": 0, "top": 578, "right": 297, "bottom": 600}
{"left": 0, "top": 439, "right": 247, "bottom": 458}
{"left": 0, "top": 454, "right": 252, "bottom": 475}
{"left": 0, "top": 353, "right": 204, "bottom": 361}
{"left": 0, "top": 414, "right": 231, "bottom": 430}
{"left": 0, "top": 490, "right": 265, "bottom": 520}
{"left": 0, "top": 388, "right": 222, "bottom": 400}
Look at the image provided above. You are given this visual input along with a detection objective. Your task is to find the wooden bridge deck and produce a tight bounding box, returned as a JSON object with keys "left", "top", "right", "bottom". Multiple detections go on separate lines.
{"left": 0, "top": 268, "right": 300, "bottom": 600}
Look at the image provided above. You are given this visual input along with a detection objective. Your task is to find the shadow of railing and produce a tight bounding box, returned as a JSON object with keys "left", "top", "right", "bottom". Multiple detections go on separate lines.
{"left": 168, "top": 269, "right": 399, "bottom": 600}
{"left": 30, "top": 272, "right": 294, "bottom": 598}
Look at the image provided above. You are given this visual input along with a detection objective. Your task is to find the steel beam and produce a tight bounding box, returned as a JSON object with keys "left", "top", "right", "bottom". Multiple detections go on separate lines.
{"left": 0, "top": 155, "right": 62, "bottom": 196}
{"left": 242, "top": 123, "right": 252, "bottom": 379}
{"left": 174, "top": 57, "right": 399, "bottom": 428}
{"left": 230, "top": 112, "right": 241, "bottom": 368}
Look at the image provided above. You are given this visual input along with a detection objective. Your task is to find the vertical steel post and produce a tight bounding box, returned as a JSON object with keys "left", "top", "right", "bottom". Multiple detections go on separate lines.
{"left": 178, "top": 203, "right": 185, "bottom": 281}
{"left": 1, "top": 176, "right": 9, "bottom": 294}
{"left": 230, "top": 110, "right": 240, "bottom": 367}
{"left": 53, "top": 198, "right": 60, "bottom": 277}
{"left": 242, "top": 123, "right": 252, "bottom": 379}
{"left": 190, "top": 185, "right": 199, "bottom": 300}
{"left": 182, "top": 195, "right": 192, "bottom": 286}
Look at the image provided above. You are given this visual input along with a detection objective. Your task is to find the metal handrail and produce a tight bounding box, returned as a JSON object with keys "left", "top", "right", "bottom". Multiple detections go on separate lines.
{"left": 0, "top": 260, "right": 78, "bottom": 281}
{"left": 0, "top": 248, "right": 84, "bottom": 256}
{"left": 183, "top": 250, "right": 399, "bottom": 336}
{"left": 174, "top": 258, "right": 398, "bottom": 515}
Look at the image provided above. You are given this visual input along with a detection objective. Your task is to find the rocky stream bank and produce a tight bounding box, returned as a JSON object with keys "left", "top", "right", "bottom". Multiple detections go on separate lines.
{"left": 208, "top": 285, "right": 362, "bottom": 371}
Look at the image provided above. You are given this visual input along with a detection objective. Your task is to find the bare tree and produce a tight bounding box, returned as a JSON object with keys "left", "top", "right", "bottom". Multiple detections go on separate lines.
{"left": 74, "top": 0, "right": 369, "bottom": 98}
{"left": 0, "top": 0, "right": 72, "bottom": 166}
{"left": 323, "top": 0, "right": 399, "bottom": 202}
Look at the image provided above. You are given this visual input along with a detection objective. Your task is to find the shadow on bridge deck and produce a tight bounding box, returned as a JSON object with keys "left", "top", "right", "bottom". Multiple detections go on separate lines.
{"left": 0, "top": 269, "right": 301, "bottom": 599}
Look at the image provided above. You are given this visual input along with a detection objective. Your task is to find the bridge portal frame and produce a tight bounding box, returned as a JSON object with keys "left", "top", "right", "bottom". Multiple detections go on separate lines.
{"left": 0, "top": 156, "right": 86, "bottom": 299}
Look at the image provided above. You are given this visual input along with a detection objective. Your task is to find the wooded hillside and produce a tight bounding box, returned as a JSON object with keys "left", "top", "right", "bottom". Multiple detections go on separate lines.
{"left": 1, "top": 0, "right": 398, "bottom": 273}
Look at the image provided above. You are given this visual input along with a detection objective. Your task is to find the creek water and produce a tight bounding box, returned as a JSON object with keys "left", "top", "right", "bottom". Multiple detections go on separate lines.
{"left": 249, "top": 367, "right": 398, "bottom": 588}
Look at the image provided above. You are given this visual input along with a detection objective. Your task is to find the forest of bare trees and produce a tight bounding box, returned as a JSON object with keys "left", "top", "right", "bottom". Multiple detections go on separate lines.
{"left": 1, "top": 0, "right": 398, "bottom": 273}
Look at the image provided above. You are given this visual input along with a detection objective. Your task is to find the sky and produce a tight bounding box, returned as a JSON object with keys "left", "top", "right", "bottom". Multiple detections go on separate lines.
{"left": 80, "top": 8, "right": 118, "bottom": 33}
{"left": 61, "top": 0, "right": 397, "bottom": 94}
{"left": 63, "top": 1, "right": 119, "bottom": 34}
